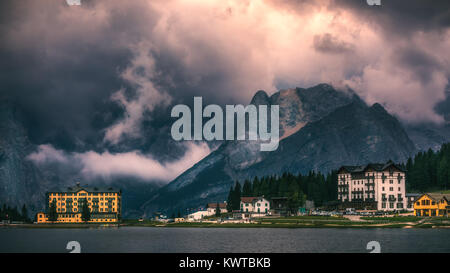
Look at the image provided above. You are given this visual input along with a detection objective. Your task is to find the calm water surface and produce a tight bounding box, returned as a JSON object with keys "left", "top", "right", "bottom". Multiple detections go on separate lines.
{"left": 0, "top": 227, "right": 449, "bottom": 253}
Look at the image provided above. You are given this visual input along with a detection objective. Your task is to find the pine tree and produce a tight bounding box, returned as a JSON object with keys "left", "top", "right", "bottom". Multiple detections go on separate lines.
{"left": 242, "top": 180, "right": 252, "bottom": 197}
{"left": 405, "top": 157, "right": 413, "bottom": 191}
{"left": 21, "top": 204, "right": 28, "bottom": 222}
{"left": 437, "top": 157, "right": 449, "bottom": 190}
{"left": 81, "top": 199, "right": 90, "bottom": 223}
{"left": 232, "top": 182, "right": 241, "bottom": 211}
{"left": 215, "top": 203, "right": 221, "bottom": 217}
{"left": 226, "top": 186, "right": 234, "bottom": 212}
{"left": 48, "top": 200, "right": 58, "bottom": 222}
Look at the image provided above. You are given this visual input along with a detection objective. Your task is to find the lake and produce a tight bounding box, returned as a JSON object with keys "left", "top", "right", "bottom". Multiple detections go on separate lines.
{"left": 0, "top": 227, "right": 449, "bottom": 253}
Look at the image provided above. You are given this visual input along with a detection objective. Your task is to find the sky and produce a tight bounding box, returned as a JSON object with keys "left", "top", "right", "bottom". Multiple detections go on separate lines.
{"left": 1, "top": 0, "right": 449, "bottom": 184}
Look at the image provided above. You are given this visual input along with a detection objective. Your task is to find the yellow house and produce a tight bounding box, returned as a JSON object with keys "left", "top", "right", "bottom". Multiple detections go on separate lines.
{"left": 36, "top": 183, "right": 122, "bottom": 223}
{"left": 413, "top": 193, "right": 449, "bottom": 217}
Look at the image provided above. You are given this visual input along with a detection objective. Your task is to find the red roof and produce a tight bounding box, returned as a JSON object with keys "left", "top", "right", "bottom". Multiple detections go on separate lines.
{"left": 207, "top": 202, "right": 227, "bottom": 208}
{"left": 240, "top": 197, "right": 258, "bottom": 203}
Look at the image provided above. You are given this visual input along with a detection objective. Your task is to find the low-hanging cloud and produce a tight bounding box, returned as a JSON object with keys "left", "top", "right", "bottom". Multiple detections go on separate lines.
{"left": 27, "top": 142, "right": 210, "bottom": 182}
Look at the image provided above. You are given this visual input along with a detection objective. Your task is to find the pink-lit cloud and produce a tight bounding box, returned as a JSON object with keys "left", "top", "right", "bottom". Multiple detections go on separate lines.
{"left": 27, "top": 142, "right": 210, "bottom": 182}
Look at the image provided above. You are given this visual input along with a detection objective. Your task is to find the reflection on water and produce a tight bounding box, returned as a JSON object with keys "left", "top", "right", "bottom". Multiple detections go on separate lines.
{"left": 0, "top": 227, "right": 449, "bottom": 253}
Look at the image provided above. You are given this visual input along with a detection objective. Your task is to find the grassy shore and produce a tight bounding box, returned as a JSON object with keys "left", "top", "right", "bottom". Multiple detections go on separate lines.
{"left": 2, "top": 215, "right": 449, "bottom": 229}
{"left": 119, "top": 215, "right": 450, "bottom": 229}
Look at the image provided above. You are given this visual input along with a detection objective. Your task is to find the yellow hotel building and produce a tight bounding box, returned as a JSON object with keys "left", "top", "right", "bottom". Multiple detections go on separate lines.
{"left": 413, "top": 193, "right": 449, "bottom": 217}
{"left": 37, "top": 183, "right": 122, "bottom": 223}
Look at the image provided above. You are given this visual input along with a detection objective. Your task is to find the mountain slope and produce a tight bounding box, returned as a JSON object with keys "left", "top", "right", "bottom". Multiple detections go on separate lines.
{"left": 0, "top": 100, "right": 49, "bottom": 216}
{"left": 0, "top": 100, "right": 160, "bottom": 219}
{"left": 246, "top": 101, "right": 416, "bottom": 177}
{"left": 142, "top": 84, "right": 417, "bottom": 215}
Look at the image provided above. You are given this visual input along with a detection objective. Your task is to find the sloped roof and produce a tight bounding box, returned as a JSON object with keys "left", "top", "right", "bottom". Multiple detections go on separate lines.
{"left": 405, "top": 193, "right": 421, "bottom": 197}
{"left": 241, "top": 197, "right": 259, "bottom": 203}
{"left": 424, "top": 193, "right": 450, "bottom": 202}
{"left": 207, "top": 202, "right": 227, "bottom": 208}
{"left": 338, "top": 161, "right": 405, "bottom": 174}
{"left": 48, "top": 184, "right": 120, "bottom": 194}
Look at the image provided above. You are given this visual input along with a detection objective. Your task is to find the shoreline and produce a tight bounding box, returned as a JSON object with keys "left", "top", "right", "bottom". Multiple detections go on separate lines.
{"left": 1, "top": 221, "right": 449, "bottom": 229}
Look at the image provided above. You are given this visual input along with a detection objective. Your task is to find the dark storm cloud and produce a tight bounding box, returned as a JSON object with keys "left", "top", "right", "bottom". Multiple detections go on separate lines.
{"left": 0, "top": 0, "right": 159, "bottom": 151}
{"left": 313, "top": 33, "right": 355, "bottom": 54}
{"left": 332, "top": 0, "right": 450, "bottom": 34}
{"left": 1, "top": 0, "right": 449, "bottom": 182}
{"left": 394, "top": 47, "right": 445, "bottom": 84}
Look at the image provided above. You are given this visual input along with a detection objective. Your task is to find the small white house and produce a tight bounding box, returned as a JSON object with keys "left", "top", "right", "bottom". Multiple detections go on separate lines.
{"left": 240, "top": 197, "right": 270, "bottom": 219}
{"left": 187, "top": 210, "right": 210, "bottom": 221}
{"left": 206, "top": 202, "right": 228, "bottom": 215}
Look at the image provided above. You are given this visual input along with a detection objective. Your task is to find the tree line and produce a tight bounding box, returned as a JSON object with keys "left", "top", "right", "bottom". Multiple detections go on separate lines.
{"left": 226, "top": 171, "right": 338, "bottom": 213}
{"left": 225, "top": 142, "right": 450, "bottom": 213}
{"left": 406, "top": 143, "right": 450, "bottom": 192}
{"left": 0, "top": 204, "right": 30, "bottom": 222}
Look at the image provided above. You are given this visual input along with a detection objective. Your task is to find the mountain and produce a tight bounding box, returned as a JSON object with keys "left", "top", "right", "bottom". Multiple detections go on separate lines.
{"left": 2, "top": 83, "right": 446, "bottom": 218}
{"left": 141, "top": 84, "right": 417, "bottom": 215}
{"left": 246, "top": 101, "right": 416, "bottom": 177}
{"left": 0, "top": 100, "right": 50, "bottom": 216}
{"left": 0, "top": 99, "right": 160, "bottom": 219}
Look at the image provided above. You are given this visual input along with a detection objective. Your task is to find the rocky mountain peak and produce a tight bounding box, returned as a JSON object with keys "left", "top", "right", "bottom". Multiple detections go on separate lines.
{"left": 250, "top": 90, "right": 270, "bottom": 105}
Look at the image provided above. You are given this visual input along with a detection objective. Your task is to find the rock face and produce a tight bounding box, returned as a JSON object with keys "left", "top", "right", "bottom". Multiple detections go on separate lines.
{"left": 0, "top": 100, "right": 159, "bottom": 219}
{"left": 142, "top": 84, "right": 418, "bottom": 215}
{"left": 2, "top": 83, "right": 447, "bottom": 218}
{"left": 246, "top": 101, "right": 416, "bottom": 177}
{"left": 0, "top": 100, "right": 49, "bottom": 216}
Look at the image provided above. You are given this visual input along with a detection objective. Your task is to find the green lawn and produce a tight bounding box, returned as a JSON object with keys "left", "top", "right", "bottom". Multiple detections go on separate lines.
{"left": 256, "top": 215, "right": 347, "bottom": 221}
{"left": 360, "top": 216, "right": 423, "bottom": 222}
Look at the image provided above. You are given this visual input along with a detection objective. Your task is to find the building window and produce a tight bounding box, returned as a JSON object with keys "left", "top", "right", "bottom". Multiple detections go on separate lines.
{"left": 389, "top": 203, "right": 394, "bottom": 208}
{"left": 382, "top": 203, "right": 386, "bottom": 208}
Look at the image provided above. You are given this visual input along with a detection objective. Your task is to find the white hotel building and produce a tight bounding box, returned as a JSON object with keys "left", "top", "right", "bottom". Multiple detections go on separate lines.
{"left": 240, "top": 197, "right": 271, "bottom": 219}
{"left": 337, "top": 161, "right": 407, "bottom": 211}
